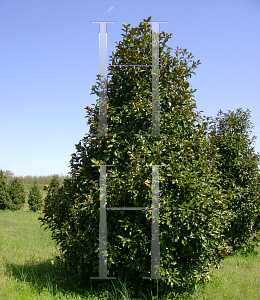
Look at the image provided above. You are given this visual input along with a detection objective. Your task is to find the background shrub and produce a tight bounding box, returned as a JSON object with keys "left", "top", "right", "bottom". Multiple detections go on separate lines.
{"left": 28, "top": 181, "right": 43, "bottom": 211}
{"left": 209, "top": 108, "right": 260, "bottom": 252}
{"left": 7, "top": 177, "right": 26, "bottom": 211}
{"left": 0, "top": 170, "right": 10, "bottom": 210}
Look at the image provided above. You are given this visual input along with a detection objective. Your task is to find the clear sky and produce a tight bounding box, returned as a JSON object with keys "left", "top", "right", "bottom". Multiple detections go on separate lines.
{"left": 0, "top": 0, "right": 260, "bottom": 177}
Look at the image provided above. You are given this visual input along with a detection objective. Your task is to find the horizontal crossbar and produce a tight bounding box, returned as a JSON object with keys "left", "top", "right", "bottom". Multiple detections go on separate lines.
{"left": 106, "top": 207, "right": 152, "bottom": 210}
{"left": 108, "top": 64, "right": 152, "bottom": 67}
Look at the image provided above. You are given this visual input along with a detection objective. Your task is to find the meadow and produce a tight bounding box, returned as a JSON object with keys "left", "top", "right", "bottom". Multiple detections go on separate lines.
{"left": 0, "top": 202, "right": 260, "bottom": 299}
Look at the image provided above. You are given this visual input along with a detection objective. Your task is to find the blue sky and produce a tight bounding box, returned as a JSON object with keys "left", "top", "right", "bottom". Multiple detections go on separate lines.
{"left": 0, "top": 0, "right": 260, "bottom": 177}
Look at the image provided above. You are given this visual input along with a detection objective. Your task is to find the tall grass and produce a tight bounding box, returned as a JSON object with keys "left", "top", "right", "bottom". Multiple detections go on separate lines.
{"left": 0, "top": 208, "right": 259, "bottom": 299}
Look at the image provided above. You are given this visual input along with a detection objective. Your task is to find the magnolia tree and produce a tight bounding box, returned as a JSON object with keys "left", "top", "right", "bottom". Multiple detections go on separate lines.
{"left": 39, "top": 17, "right": 234, "bottom": 297}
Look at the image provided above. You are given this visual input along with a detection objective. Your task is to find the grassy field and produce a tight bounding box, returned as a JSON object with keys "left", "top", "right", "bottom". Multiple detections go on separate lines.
{"left": 0, "top": 206, "right": 260, "bottom": 299}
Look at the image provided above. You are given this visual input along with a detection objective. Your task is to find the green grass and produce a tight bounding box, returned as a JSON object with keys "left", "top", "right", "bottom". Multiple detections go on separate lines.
{"left": 0, "top": 208, "right": 260, "bottom": 299}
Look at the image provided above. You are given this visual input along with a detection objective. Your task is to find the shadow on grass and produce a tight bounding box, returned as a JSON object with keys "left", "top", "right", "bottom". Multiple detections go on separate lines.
{"left": 2, "top": 257, "right": 198, "bottom": 299}
{"left": 3, "top": 258, "right": 105, "bottom": 298}
{"left": 2, "top": 258, "right": 164, "bottom": 299}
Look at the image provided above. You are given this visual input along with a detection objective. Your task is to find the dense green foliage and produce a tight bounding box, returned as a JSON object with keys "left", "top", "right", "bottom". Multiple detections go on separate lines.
{"left": 43, "top": 175, "right": 60, "bottom": 197}
{"left": 38, "top": 17, "right": 243, "bottom": 297}
{"left": 28, "top": 181, "right": 43, "bottom": 212}
{"left": 0, "top": 170, "right": 10, "bottom": 210}
{"left": 209, "top": 108, "right": 260, "bottom": 251}
{"left": 42, "top": 175, "right": 61, "bottom": 209}
{"left": 7, "top": 177, "right": 26, "bottom": 211}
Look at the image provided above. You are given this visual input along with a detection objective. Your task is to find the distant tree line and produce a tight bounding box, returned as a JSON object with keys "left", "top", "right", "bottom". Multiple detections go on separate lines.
{"left": 3, "top": 171, "right": 70, "bottom": 186}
